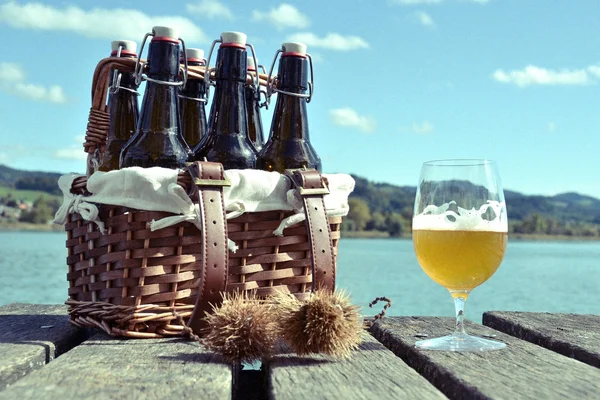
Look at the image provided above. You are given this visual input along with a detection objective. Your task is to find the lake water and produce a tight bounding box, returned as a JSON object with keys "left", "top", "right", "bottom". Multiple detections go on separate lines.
{"left": 1, "top": 232, "right": 599, "bottom": 322}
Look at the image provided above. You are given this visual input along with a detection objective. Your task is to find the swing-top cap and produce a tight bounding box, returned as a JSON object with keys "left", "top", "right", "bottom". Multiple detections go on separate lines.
{"left": 111, "top": 40, "right": 137, "bottom": 56}
{"left": 282, "top": 42, "right": 307, "bottom": 56}
{"left": 184, "top": 48, "right": 205, "bottom": 61}
{"left": 152, "top": 26, "right": 179, "bottom": 41}
{"left": 247, "top": 55, "right": 257, "bottom": 71}
{"left": 220, "top": 31, "right": 247, "bottom": 47}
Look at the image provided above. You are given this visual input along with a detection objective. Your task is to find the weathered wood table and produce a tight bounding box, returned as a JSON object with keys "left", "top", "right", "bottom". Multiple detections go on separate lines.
{"left": 1, "top": 303, "right": 598, "bottom": 399}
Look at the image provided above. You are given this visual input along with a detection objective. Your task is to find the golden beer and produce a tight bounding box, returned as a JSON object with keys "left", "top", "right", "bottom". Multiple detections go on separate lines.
{"left": 413, "top": 229, "right": 507, "bottom": 291}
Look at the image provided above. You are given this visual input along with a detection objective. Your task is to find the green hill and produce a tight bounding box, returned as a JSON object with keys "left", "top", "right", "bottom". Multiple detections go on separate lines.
{"left": 0, "top": 165, "right": 62, "bottom": 196}
{"left": 0, "top": 186, "right": 61, "bottom": 203}
{"left": 347, "top": 174, "right": 600, "bottom": 238}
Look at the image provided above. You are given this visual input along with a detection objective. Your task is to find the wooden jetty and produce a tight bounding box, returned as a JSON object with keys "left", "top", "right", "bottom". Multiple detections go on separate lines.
{"left": 1, "top": 303, "right": 598, "bottom": 399}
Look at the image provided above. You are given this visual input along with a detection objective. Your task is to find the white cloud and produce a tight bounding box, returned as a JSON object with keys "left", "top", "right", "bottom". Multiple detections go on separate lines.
{"left": 13, "top": 83, "right": 67, "bottom": 104}
{"left": 0, "top": 1, "right": 207, "bottom": 42}
{"left": 186, "top": 0, "right": 233, "bottom": 20}
{"left": 330, "top": 108, "right": 376, "bottom": 133}
{"left": 252, "top": 4, "right": 309, "bottom": 31}
{"left": 54, "top": 137, "right": 87, "bottom": 161}
{"left": 54, "top": 148, "right": 87, "bottom": 161}
{"left": 412, "top": 121, "right": 434, "bottom": 134}
{"left": 588, "top": 65, "right": 600, "bottom": 78}
{"left": 0, "top": 62, "right": 26, "bottom": 82}
{"left": 0, "top": 62, "right": 67, "bottom": 104}
{"left": 285, "top": 32, "right": 369, "bottom": 51}
{"left": 547, "top": 122, "right": 556, "bottom": 132}
{"left": 415, "top": 11, "right": 435, "bottom": 26}
{"left": 492, "top": 65, "right": 592, "bottom": 87}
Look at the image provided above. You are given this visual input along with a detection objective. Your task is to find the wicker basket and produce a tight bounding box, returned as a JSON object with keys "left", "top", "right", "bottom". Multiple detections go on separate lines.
{"left": 64, "top": 55, "right": 342, "bottom": 338}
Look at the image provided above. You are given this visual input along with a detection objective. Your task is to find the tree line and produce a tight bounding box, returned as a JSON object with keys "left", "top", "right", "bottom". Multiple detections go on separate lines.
{"left": 343, "top": 198, "right": 600, "bottom": 238}
{"left": 510, "top": 213, "right": 599, "bottom": 237}
{"left": 1, "top": 194, "right": 60, "bottom": 224}
{"left": 342, "top": 175, "right": 600, "bottom": 238}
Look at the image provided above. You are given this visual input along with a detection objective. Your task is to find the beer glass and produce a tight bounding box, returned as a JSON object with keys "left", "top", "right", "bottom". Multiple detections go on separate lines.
{"left": 412, "top": 159, "right": 508, "bottom": 351}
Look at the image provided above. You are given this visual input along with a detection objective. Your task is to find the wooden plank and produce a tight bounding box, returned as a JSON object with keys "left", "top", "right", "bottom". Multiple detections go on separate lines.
{"left": 0, "top": 333, "right": 233, "bottom": 399}
{"left": 266, "top": 333, "right": 447, "bottom": 399}
{"left": 370, "top": 317, "right": 600, "bottom": 400}
{"left": 0, "top": 303, "right": 89, "bottom": 390}
{"left": 483, "top": 312, "right": 600, "bottom": 368}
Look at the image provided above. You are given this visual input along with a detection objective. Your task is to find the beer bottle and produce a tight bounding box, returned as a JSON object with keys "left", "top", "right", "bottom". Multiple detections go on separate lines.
{"left": 257, "top": 42, "right": 322, "bottom": 172}
{"left": 179, "top": 48, "right": 207, "bottom": 149}
{"left": 245, "top": 55, "right": 265, "bottom": 152}
{"left": 193, "top": 32, "right": 257, "bottom": 169}
{"left": 98, "top": 40, "right": 139, "bottom": 172}
{"left": 120, "top": 26, "right": 191, "bottom": 169}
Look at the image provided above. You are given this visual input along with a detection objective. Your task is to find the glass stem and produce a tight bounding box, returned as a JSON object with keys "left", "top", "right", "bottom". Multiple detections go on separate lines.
{"left": 451, "top": 291, "right": 469, "bottom": 335}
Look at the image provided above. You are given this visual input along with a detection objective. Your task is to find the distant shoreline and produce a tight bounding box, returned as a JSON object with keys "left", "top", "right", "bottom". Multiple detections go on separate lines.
{"left": 1, "top": 223, "right": 598, "bottom": 241}
{"left": 0, "top": 222, "right": 63, "bottom": 232}
{"left": 340, "top": 230, "right": 600, "bottom": 241}
{"left": 508, "top": 233, "right": 600, "bottom": 241}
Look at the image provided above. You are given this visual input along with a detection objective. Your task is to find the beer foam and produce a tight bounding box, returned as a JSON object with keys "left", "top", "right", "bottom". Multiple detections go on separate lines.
{"left": 413, "top": 200, "right": 508, "bottom": 232}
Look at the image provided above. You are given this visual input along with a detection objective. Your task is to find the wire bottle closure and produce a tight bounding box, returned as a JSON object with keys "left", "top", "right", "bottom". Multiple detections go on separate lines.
{"left": 202, "top": 38, "right": 260, "bottom": 102}
{"left": 263, "top": 49, "right": 314, "bottom": 109}
{"left": 133, "top": 31, "right": 189, "bottom": 88}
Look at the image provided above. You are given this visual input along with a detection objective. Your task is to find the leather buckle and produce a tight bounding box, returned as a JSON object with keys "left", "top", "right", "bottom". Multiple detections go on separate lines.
{"left": 193, "top": 177, "right": 231, "bottom": 187}
{"left": 186, "top": 161, "right": 231, "bottom": 187}
{"left": 285, "top": 168, "right": 330, "bottom": 196}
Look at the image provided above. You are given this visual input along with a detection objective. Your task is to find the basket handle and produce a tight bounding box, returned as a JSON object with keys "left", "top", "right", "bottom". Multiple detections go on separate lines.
{"left": 185, "top": 161, "right": 231, "bottom": 335}
{"left": 285, "top": 169, "right": 336, "bottom": 292}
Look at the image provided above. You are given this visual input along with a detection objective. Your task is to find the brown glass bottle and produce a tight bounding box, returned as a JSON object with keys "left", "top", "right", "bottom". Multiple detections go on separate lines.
{"left": 98, "top": 40, "right": 139, "bottom": 172}
{"left": 245, "top": 55, "right": 265, "bottom": 152}
{"left": 193, "top": 32, "right": 257, "bottom": 169}
{"left": 178, "top": 48, "right": 207, "bottom": 149}
{"left": 257, "top": 42, "right": 321, "bottom": 172}
{"left": 120, "top": 26, "right": 191, "bottom": 169}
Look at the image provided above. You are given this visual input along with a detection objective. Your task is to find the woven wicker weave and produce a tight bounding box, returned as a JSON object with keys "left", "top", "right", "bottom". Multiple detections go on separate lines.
{"left": 65, "top": 178, "right": 341, "bottom": 338}
{"left": 65, "top": 55, "right": 341, "bottom": 339}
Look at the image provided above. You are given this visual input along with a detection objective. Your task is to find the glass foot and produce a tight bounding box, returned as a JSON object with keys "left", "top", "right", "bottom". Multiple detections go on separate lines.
{"left": 415, "top": 332, "right": 506, "bottom": 352}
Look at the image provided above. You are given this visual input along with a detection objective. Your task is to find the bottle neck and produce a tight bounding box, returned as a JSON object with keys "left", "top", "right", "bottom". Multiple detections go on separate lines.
{"left": 244, "top": 84, "right": 259, "bottom": 104}
{"left": 108, "top": 87, "right": 139, "bottom": 140}
{"left": 215, "top": 45, "right": 247, "bottom": 82}
{"left": 208, "top": 80, "right": 247, "bottom": 136}
{"left": 277, "top": 55, "right": 308, "bottom": 93}
{"left": 205, "top": 45, "right": 249, "bottom": 137}
{"left": 147, "top": 39, "right": 180, "bottom": 81}
{"left": 245, "top": 84, "right": 264, "bottom": 149}
{"left": 180, "top": 60, "right": 206, "bottom": 97}
{"left": 270, "top": 92, "right": 309, "bottom": 141}
{"left": 108, "top": 54, "right": 138, "bottom": 90}
{"left": 138, "top": 39, "right": 181, "bottom": 135}
{"left": 269, "top": 55, "right": 309, "bottom": 140}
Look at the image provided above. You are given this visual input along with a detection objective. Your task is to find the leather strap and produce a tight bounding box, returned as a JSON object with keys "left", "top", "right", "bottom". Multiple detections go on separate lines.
{"left": 186, "top": 161, "right": 230, "bottom": 335}
{"left": 286, "top": 169, "right": 336, "bottom": 292}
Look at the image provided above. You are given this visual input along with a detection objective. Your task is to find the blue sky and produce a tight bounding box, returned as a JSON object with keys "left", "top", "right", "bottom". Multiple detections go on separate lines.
{"left": 1, "top": 0, "right": 599, "bottom": 198}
